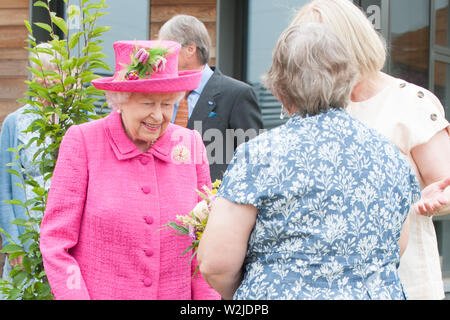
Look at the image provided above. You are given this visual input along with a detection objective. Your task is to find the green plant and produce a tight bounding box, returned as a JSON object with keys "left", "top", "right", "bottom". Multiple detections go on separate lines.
{"left": 0, "top": 0, "right": 111, "bottom": 300}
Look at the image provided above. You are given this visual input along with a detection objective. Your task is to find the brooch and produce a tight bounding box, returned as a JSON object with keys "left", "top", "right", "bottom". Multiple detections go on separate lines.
{"left": 172, "top": 144, "right": 191, "bottom": 164}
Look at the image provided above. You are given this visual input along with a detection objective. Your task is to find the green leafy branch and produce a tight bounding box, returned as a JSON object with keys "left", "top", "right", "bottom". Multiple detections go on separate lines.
{"left": 0, "top": 0, "right": 111, "bottom": 300}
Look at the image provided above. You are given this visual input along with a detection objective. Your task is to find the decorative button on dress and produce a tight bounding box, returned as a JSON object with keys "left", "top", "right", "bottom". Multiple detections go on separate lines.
{"left": 347, "top": 78, "right": 450, "bottom": 300}
{"left": 218, "top": 108, "right": 421, "bottom": 300}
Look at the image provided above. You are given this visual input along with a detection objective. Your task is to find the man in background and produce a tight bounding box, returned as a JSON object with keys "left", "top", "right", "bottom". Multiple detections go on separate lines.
{"left": 159, "top": 15, "right": 263, "bottom": 182}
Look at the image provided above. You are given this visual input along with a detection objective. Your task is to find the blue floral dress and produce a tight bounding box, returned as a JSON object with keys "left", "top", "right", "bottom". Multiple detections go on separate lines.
{"left": 218, "top": 108, "right": 421, "bottom": 300}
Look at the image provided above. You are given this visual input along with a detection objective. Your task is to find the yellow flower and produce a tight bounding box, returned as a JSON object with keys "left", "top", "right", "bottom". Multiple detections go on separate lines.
{"left": 212, "top": 179, "right": 222, "bottom": 190}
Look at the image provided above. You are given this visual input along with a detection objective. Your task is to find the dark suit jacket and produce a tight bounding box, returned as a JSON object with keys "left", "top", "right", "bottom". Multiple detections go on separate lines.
{"left": 187, "top": 67, "right": 263, "bottom": 182}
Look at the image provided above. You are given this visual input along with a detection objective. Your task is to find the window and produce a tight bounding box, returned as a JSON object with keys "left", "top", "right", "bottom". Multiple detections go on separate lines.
{"left": 432, "top": 0, "right": 450, "bottom": 122}
{"left": 389, "top": 0, "right": 430, "bottom": 89}
{"left": 430, "top": 1, "right": 450, "bottom": 288}
{"left": 245, "top": 0, "right": 309, "bottom": 129}
{"left": 434, "top": 60, "right": 450, "bottom": 117}
{"left": 68, "top": 0, "right": 150, "bottom": 77}
{"left": 67, "top": 0, "right": 150, "bottom": 112}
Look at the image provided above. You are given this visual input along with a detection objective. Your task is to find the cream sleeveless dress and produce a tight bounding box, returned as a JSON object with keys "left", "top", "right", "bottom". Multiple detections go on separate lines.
{"left": 347, "top": 78, "right": 450, "bottom": 300}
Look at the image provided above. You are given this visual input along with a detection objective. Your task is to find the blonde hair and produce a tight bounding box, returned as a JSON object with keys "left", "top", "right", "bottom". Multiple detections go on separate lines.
{"left": 263, "top": 22, "right": 358, "bottom": 116}
{"left": 290, "top": 0, "right": 386, "bottom": 78}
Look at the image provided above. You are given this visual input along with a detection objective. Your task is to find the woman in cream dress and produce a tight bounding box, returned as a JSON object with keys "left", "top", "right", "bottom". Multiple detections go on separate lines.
{"left": 291, "top": 0, "right": 450, "bottom": 299}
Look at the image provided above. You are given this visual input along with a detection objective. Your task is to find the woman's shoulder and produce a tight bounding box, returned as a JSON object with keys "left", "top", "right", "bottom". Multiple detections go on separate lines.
{"left": 391, "top": 79, "right": 445, "bottom": 115}
{"left": 169, "top": 123, "right": 203, "bottom": 143}
{"left": 2, "top": 105, "right": 31, "bottom": 126}
{"left": 71, "top": 113, "right": 108, "bottom": 133}
{"left": 60, "top": 116, "right": 107, "bottom": 148}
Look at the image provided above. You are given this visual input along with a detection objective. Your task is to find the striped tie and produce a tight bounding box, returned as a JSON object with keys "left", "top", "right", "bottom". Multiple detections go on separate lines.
{"left": 174, "top": 92, "right": 190, "bottom": 127}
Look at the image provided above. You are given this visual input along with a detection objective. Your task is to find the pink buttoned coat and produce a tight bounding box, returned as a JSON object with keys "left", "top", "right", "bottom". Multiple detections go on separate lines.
{"left": 40, "top": 110, "right": 220, "bottom": 300}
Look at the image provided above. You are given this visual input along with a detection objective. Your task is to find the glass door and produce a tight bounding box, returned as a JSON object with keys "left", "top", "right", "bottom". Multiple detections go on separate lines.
{"left": 430, "top": 1, "right": 450, "bottom": 289}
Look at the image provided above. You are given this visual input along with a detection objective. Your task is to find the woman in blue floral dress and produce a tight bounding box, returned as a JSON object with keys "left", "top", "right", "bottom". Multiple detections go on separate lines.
{"left": 197, "top": 23, "right": 422, "bottom": 300}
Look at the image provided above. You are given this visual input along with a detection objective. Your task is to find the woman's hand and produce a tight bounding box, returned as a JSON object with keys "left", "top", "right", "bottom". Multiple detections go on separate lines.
{"left": 414, "top": 177, "right": 450, "bottom": 216}
{"left": 197, "top": 197, "right": 257, "bottom": 300}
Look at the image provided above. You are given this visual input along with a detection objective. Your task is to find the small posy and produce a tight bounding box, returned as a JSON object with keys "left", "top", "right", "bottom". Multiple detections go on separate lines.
{"left": 160, "top": 180, "right": 222, "bottom": 277}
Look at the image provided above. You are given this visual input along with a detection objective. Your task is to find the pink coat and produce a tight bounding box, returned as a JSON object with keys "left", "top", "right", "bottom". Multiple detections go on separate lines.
{"left": 40, "top": 110, "right": 220, "bottom": 300}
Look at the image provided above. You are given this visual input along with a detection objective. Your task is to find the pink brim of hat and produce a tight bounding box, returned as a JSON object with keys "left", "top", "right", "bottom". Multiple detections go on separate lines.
{"left": 91, "top": 70, "right": 203, "bottom": 92}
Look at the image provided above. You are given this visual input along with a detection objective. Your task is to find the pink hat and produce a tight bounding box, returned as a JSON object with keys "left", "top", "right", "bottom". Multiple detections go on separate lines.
{"left": 91, "top": 40, "right": 202, "bottom": 92}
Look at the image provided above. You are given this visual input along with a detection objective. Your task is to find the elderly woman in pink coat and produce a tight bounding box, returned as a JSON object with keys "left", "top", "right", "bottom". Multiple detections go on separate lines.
{"left": 39, "top": 40, "right": 220, "bottom": 300}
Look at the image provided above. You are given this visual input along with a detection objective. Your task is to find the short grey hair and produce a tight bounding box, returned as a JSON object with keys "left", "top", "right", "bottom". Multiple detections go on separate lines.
{"left": 262, "top": 22, "right": 358, "bottom": 116}
{"left": 29, "top": 42, "right": 61, "bottom": 77}
{"left": 158, "top": 15, "right": 211, "bottom": 65}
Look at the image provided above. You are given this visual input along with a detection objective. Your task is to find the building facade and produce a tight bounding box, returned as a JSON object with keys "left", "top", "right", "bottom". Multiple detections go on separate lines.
{"left": 0, "top": 0, "right": 449, "bottom": 296}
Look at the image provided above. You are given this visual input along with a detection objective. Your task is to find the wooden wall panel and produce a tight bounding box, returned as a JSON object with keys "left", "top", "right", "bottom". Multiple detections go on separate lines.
{"left": 0, "top": 60, "right": 28, "bottom": 77}
{"left": 0, "top": 77, "right": 28, "bottom": 99}
{"left": 0, "top": 26, "right": 28, "bottom": 48}
{"left": 150, "top": 0, "right": 217, "bottom": 66}
{"left": 0, "top": 47, "right": 28, "bottom": 60}
{"left": 150, "top": 5, "right": 216, "bottom": 22}
{"left": 0, "top": 8, "right": 29, "bottom": 26}
{"left": 0, "top": 1, "right": 29, "bottom": 127}
{"left": 0, "top": 0, "right": 29, "bottom": 9}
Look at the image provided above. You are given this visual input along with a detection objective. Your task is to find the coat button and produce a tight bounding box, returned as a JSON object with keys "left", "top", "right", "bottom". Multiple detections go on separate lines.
{"left": 417, "top": 91, "right": 424, "bottom": 98}
{"left": 139, "top": 157, "right": 149, "bottom": 165}
{"left": 399, "top": 83, "right": 406, "bottom": 88}
{"left": 145, "top": 249, "right": 154, "bottom": 257}
{"left": 142, "top": 186, "right": 151, "bottom": 194}
{"left": 143, "top": 278, "right": 152, "bottom": 287}
{"left": 145, "top": 216, "right": 154, "bottom": 225}
{"left": 431, "top": 113, "right": 438, "bottom": 121}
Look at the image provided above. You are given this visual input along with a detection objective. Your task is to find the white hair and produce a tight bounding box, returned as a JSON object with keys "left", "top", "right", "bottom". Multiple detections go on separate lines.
{"left": 104, "top": 91, "right": 185, "bottom": 110}
{"left": 290, "top": 0, "right": 387, "bottom": 78}
{"left": 105, "top": 91, "right": 132, "bottom": 110}
{"left": 263, "top": 22, "right": 358, "bottom": 116}
{"left": 29, "top": 42, "right": 61, "bottom": 75}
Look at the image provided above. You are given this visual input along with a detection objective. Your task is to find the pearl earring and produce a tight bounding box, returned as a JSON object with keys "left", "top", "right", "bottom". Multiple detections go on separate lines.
{"left": 117, "top": 109, "right": 122, "bottom": 114}
{"left": 280, "top": 105, "right": 285, "bottom": 120}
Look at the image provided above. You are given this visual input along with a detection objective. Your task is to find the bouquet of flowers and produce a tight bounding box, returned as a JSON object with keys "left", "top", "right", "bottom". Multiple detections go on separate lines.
{"left": 162, "top": 179, "right": 221, "bottom": 277}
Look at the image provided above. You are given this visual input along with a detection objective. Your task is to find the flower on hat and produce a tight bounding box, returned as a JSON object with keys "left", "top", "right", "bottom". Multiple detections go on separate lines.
{"left": 125, "top": 70, "right": 140, "bottom": 81}
{"left": 120, "top": 43, "right": 170, "bottom": 81}
{"left": 153, "top": 56, "right": 167, "bottom": 73}
{"left": 135, "top": 48, "right": 150, "bottom": 64}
